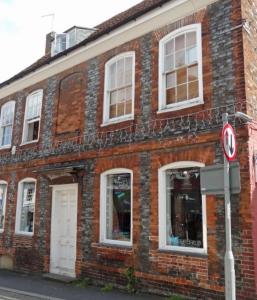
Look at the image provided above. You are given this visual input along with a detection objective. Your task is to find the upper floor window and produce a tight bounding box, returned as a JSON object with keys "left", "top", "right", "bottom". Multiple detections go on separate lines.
{"left": 103, "top": 52, "right": 135, "bottom": 125}
{"left": 0, "top": 101, "right": 15, "bottom": 148}
{"left": 158, "top": 162, "right": 207, "bottom": 254}
{"left": 22, "top": 90, "right": 43, "bottom": 144}
{"left": 159, "top": 24, "right": 203, "bottom": 112}
{"left": 0, "top": 181, "right": 7, "bottom": 232}
{"left": 100, "top": 169, "right": 133, "bottom": 246}
{"left": 15, "top": 178, "right": 36, "bottom": 235}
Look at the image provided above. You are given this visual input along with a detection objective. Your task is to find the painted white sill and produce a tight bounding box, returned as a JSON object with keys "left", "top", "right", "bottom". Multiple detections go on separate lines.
{"left": 20, "top": 139, "right": 39, "bottom": 146}
{"left": 157, "top": 98, "right": 204, "bottom": 114}
{"left": 101, "top": 239, "right": 132, "bottom": 247}
{"left": 101, "top": 115, "right": 134, "bottom": 127}
{"left": 0, "top": 145, "right": 11, "bottom": 150}
{"left": 15, "top": 231, "right": 34, "bottom": 237}
{"left": 159, "top": 245, "right": 207, "bottom": 255}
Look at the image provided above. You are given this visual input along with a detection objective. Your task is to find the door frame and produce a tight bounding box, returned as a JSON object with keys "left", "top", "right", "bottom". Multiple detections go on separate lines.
{"left": 50, "top": 183, "right": 78, "bottom": 277}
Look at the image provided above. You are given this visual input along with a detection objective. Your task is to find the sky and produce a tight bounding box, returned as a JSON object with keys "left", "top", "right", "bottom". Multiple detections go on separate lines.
{"left": 0, "top": 0, "right": 141, "bottom": 83}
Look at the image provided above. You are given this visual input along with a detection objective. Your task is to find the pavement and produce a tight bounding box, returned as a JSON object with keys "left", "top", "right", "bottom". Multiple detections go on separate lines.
{"left": 0, "top": 270, "right": 165, "bottom": 300}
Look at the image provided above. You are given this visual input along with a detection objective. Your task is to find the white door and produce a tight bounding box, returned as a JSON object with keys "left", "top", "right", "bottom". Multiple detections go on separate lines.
{"left": 50, "top": 184, "right": 78, "bottom": 277}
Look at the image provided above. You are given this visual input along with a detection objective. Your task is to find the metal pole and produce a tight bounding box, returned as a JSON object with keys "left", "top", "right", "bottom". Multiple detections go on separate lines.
{"left": 222, "top": 113, "right": 236, "bottom": 300}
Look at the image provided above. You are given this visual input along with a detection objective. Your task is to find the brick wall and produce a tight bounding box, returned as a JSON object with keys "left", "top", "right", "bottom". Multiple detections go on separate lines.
{"left": 0, "top": 0, "right": 256, "bottom": 298}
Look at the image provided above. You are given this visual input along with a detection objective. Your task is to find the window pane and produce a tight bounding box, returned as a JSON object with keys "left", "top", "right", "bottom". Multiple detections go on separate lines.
{"left": 166, "top": 88, "right": 176, "bottom": 105}
{"left": 188, "top": 81, "right": 199, "bottom": 99}
{"left": 125, "top": 87, "right": 132, "bottom": 101}
{"left": 26, "top": 121, "right": 39, "bottom": 142}
{"left": 110, "top": 105, "right": 117, "bottom": 119}
{"left": 20, "top": 182, "right": 35, "bottom": 233}
{"left": 166, "top": 168, "right": 203, "bottom": 249}
{"left": 106, "top": 173, "right": 131, "bottom": 242}
{"left": 2, "top": 125, "right": 12, "bottom": 146}
{"left": 124, "top": 57, "right": 133, "bottom": 85}
{"left": 188, "top": 65, "right": 198, "bottom": 82}
{"left": 165, "top": 40, "right": 174, "bottom": 55}
{"left": 0, "top": 184, "right": 6, "bottom": 230}
{"left": 164, "top": 54, "right": 174, "bottom": 72}
{"left": 175, "top": 50, "right": 185, "bottom": 68}
{"left": 186, "top": 46, "right": 197, "bottom": 65}
{"left": 117, "top": 103, "right": 125, "bottom": 117}
{"left": 186, "top": 32, "right": 196, "bottom": 48}
{"left": 175, "top": 34, "right": 185, "bottom": 51}
{"left": 110, "top": 90, "right": 118, "bottom": 105}
{"left": 125, "top": 100, "right": 132, "bottom": 114}
{"left": 1, "top": 102, "right": 14, "bottom": 126}
{"left": 26, "top": 93, "right": 41, "bottom": 120}
{"left": 117, "top": 89, "right": 125, "bottom": 103}
{"left": 177, "top": 68, "right": 187, "bottom": 85}
{"left": 166, "top": 72, "right": 176, "bottom": 89}
{"left": 109, "top": 63, "right": 116, "bottom": 90}
{"left": 117, "top": 58, "right": 125, "bottom": 87}
{"left": 177, "top": 84, "right": 187, "bottom": 102}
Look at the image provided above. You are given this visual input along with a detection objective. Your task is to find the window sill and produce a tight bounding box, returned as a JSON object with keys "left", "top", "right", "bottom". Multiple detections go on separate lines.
{"left": 0, "top": 145, "right": 11, "bottom": 150}
{"left": 15, "top": 232, "right": 33, "bottom": 237}
{"left": 20, "top": 140, "right": 39, "bottom": 147}
{"left": 157, "top": 98, "right": 204, "bottom": 114}
{"left": 96, "top": 242, "right": 132, "bottom": 250}
{"left": 99, "top": 239, "right": 132, "bottom": 248}
{"left": 101, "top": 116, "right": 134, "bottom": 127}
{"left": 158, "top": 247, "right": 207, "bottom": 257}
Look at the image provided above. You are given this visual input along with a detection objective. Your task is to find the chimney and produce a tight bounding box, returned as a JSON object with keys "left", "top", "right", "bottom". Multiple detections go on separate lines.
{"left": 45, "top": 32, "right": 55, "bottom": 56}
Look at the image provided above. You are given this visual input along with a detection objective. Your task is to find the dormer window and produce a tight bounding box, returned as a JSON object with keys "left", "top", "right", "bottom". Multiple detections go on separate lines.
{"left": 22, "top": 90, "right": 43, "bottom": 144}
{"left": 52, "top": 34, "right": 67, "bottom": 56}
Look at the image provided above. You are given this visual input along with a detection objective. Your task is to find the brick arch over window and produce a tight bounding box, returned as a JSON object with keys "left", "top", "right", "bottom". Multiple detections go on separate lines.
{"left": 56, "top": 72, "right": 84, "bottom": 135}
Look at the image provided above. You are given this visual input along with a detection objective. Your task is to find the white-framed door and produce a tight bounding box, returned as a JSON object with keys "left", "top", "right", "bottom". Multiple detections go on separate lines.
{"left": 50, "top": 184, "right": 78, "bottom": 278}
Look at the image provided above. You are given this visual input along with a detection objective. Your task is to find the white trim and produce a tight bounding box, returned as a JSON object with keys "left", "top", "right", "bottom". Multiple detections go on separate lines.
{"left": 50, "top": 183, "right": 78, "bottom": 278}
{"left": 15, "top": 178, "right": 37, "bottom": 236}
{"left": 0, "top": 180, "right": 8, "bottom": 233}
{"left": 21, "top": 90, "right": 43, "bottom": 144}
{"left": 102, "top": 52, "right": 135, "bottom": 125}
{"left": 100, "top": 168, "right": 133, "bottom": 247}
{"left": 158, "top": 24, "right": 204, "bottom": 112}
{"left": 0, "top": 0, "right": 218, "bottom": 99}
{"left": 158, "top": 161, "right": 207, "bottom": 254}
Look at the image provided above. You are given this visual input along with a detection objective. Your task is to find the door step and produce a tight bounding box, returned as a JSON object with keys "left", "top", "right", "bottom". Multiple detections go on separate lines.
{"left": 43, "top": 273, "right": 75, "bottom": 283}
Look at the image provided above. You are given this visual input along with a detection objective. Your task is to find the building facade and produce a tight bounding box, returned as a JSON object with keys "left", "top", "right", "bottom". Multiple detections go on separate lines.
{"left": 0, "top": 0, "right": 256, "bottom": 298}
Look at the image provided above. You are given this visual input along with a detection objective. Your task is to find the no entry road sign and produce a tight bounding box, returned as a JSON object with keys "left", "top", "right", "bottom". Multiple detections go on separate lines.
{"left": 221, "top": 123, "right": 237, "bottom": 161}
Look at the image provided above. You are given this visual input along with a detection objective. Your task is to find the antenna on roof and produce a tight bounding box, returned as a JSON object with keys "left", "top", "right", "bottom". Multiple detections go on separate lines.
{"left": 41, "top": 13, "right": 55, "bottom": 32}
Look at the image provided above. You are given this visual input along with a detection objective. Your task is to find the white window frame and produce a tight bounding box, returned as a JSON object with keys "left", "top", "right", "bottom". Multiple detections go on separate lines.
{"left": 100, "top": 168, "right": 133, "bottom": 247}
{"left": 158, "top": 161, "right": 207, "bottom": 254}
{"left": 15, "top": 178, "right": 37, "bottom": 236}
{"left": 102, "top": 52, "right": 135, "bottom": 126}
{"left": 0, "top": 181, "right": 8, "bottom": 233}
{"left": 158, "top": 24, "right": 203, "bottom": 113}
{"left": 21, "top": 89, "right": 43, "bottom": 145}
{"left": 0, "top": 101, "right": 15, "bottom": 149}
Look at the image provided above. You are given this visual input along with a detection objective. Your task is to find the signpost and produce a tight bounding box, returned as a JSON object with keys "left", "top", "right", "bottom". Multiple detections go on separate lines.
{"left": 200, "top": 113, "right": 237, "bottom": 300}
{"left": 222, "top": 113, "right": 236, "bottom": 300}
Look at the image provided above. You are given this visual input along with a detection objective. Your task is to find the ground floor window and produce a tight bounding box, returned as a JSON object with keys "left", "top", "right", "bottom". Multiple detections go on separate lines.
{"left": 0, "top": 182, "right": 7, "bottom": 231}
{"left": 100, "top": 169, "right": 132, "bottom": 246}
{"left": 15, "top": 179, "right": 36, "bottom": 235}
{"left": 159, "top": 162, "right": 207, "bottom": 253}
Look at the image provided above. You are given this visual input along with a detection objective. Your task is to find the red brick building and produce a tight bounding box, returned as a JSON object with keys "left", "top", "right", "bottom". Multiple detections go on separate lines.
{"left": 0, "top": 0, "right": 256, "bottom": 298}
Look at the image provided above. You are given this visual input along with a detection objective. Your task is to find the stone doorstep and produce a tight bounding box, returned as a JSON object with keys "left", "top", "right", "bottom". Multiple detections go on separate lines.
{"left": 42, "top": 273, "right": 76, "bottom": 284}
